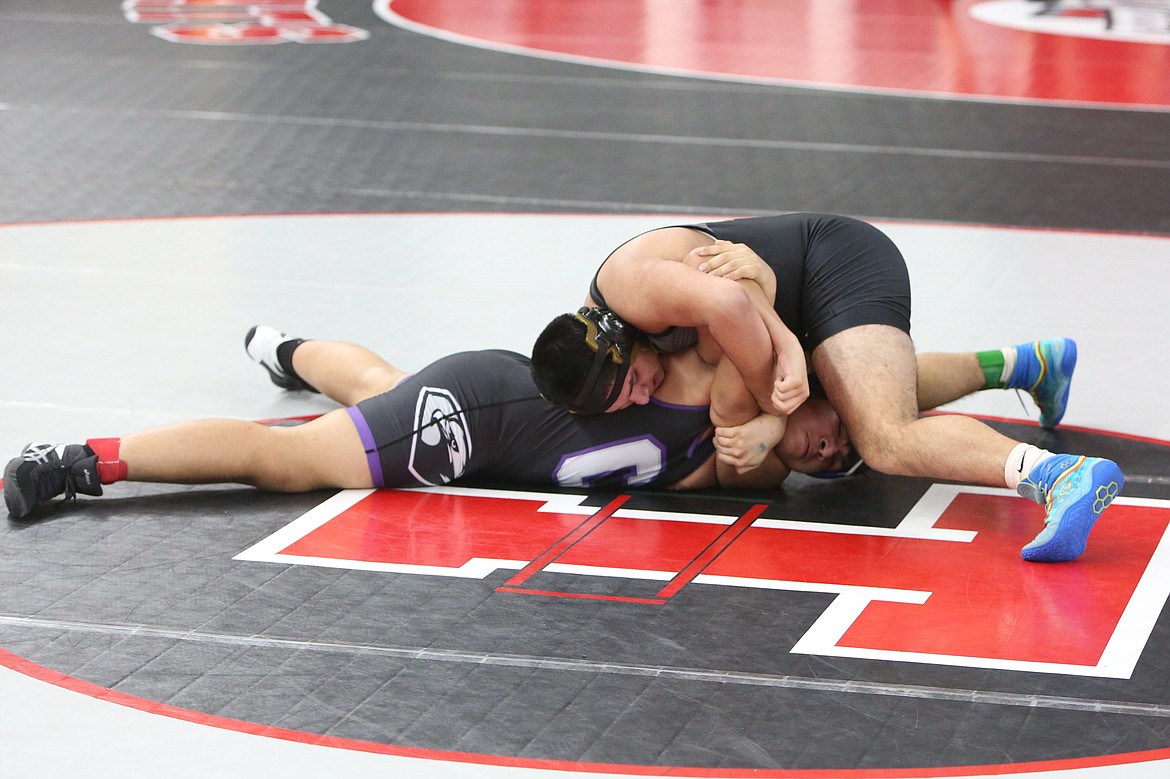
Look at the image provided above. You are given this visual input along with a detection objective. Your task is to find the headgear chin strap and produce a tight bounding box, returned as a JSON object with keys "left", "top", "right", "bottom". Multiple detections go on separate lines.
{"left": 570, "top": 307, "right": 639, "bottom": 414}
{"left": 808, "top": 449, "right": 866, "bottom": 479}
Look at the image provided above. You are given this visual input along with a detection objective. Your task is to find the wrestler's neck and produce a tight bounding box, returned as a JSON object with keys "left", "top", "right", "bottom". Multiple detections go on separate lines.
{"left": 652, "top": 350, "right": 715, "bottom": 408}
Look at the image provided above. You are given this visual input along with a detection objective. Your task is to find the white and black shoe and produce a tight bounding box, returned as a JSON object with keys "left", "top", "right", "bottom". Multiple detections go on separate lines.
{"left": 244, "top": 325, "right": 317, "bottom": 393}
{"left": 3, "top": 443, "right": 103, "bottom": 520}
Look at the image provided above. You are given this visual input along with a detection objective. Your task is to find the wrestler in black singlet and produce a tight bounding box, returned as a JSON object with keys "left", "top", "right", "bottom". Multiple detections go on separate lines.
{"left": 347, "top": 350, "right": 714, "bottom": 489}
{"left": 589, "top": 213, "right": 912, "bottom": 354}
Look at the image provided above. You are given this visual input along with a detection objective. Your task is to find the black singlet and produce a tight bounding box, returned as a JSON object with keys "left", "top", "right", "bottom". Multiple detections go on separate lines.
{"left": 590, "top": 213, "right": 912, "bottom": 353}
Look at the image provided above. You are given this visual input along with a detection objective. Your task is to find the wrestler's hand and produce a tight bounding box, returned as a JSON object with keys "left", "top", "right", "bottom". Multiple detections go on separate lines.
{"left": 772, "top": 348, "right": 809, "bottom": 415}
{"left": 692, "top": 241, "right": 777, "bottom": 300}
{"left": 715, "top": 413, "right": 787, "bottom": 473}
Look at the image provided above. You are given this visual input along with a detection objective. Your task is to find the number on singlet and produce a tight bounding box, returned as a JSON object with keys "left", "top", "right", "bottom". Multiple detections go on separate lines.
{"left": 554, "top": 437, "right": 665, "bottom": 488}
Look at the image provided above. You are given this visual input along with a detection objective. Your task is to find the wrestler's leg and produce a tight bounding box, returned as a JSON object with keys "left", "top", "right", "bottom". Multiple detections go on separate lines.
{"left": 119, "top": 408, "right": 372, "bottom": 491}
{"left": 4, "top": 410, "right": 374, "bottom": 519}
{"left": 246, "top": 326, "right": 407, "bottom": 406}
{"left": 813, "top": 325, "right": 1015, "bottom": 485}
{"left": 290, "top": 340, "right": 407, "bottom": 406}
{"left": 916, "top": 351, "right": 985, "bottom": 411}
{"left": 815, "top": 325, "right": 1124, "bottom": 562}
{"left": 917, "top": 338, "right": 1076, "bottom": 429}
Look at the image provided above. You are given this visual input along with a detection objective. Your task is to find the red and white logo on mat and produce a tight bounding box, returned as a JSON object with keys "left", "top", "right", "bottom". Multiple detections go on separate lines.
{"left": 237, "top": 484, "right": 1170, "bottom": 679}
{"left": 121, "top": 0, "right": 369, "bottom": 44}
{"left": 972, "top": 1, "right": 1170, "bottom": 44}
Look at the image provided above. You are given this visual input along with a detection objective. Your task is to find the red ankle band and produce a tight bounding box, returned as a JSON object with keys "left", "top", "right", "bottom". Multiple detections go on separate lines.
{"left": 86, "top": 437, "right": 129, "bottom": 484}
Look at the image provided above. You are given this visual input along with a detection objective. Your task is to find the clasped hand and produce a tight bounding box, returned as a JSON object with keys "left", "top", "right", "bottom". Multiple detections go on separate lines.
{"left": 714, "top": 413, "right": 787, "bottom": 473}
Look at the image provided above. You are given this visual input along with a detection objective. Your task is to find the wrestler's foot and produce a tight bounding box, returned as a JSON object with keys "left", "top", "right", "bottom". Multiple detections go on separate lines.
{"left": 1007, "top": 338, "right": 1076, "bottom": 429}
{"left": 4, "top": 443, "right": 103, "bottom": 520}
{"left": 1017, "top": 454, "right": 1124, "bottom": 562}
{"left": 244, "top": 325, "right": 317, "bottom": 393}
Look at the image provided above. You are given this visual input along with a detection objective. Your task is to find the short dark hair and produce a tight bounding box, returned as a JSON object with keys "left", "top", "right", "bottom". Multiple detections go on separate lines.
{"left": 531, "top": 313, "right": 620, "bottom": 413}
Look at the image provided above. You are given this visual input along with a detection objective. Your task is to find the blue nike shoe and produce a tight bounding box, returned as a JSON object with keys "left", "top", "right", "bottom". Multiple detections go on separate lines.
{"left": 1017, "top": 454, "right": 1124, "bottom": 562}
{"left": 1009, "top": 338, "right": 1076, "bottom": 429}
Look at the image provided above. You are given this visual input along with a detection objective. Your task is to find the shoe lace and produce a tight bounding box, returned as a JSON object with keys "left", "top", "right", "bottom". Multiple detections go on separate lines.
{"left": 59, "top": 473, "right": 78, "bottom": 505}
{"left": 1013, "top": 389, "right": 1037, "bottom": 423}
{"left": 31, "top": 461, "right": 75, "bottom": 508}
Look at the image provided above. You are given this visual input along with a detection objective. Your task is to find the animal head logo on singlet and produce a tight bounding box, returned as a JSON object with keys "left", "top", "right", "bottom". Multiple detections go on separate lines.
{"left": 408, "top": 387, "right": 472, "bottom": 486}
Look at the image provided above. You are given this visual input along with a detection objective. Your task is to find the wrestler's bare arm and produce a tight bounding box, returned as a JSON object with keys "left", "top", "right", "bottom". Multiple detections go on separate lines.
{"left": 594, "top": 229, "right": 781, "bottom": 414}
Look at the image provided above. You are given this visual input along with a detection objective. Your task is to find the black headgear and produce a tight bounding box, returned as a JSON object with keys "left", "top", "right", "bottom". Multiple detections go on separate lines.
{"left": 570, "top": 307, "right": 640, "bottom": 414}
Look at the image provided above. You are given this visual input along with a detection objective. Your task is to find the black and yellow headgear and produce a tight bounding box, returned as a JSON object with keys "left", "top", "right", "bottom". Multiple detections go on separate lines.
{"left": 569, "top": 306, "right": 640, "bottom": 414}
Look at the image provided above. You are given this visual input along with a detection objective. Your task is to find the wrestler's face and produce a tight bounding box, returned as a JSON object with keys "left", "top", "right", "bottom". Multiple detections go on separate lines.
{"left": 776, "top": 395, "right": 853, "bottom": 474}
{"left": 605, "top": 347, "right": 665, "bottom": 412}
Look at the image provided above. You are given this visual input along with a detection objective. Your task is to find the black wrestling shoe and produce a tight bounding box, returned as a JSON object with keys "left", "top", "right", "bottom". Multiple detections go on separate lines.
{"left": 244, "top": 325, "right": 317, "bottom": 392}
{"left": 3, "top": 443, "right": 103, "bottom": 520}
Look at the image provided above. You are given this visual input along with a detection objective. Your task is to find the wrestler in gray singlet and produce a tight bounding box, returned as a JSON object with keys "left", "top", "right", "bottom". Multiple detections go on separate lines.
{"left": 348, "top": 350, "right": 714, "bottom": 490}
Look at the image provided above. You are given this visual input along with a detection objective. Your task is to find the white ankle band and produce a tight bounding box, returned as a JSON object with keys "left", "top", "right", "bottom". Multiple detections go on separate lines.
{"left": 1004, "top": 443, "right": 1052, "bottom": 489}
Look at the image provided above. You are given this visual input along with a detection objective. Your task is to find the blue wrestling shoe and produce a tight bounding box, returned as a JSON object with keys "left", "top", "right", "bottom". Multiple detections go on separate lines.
{"left": 1017, "top": 454, "right": 1124, "bottom": 562}
{"left": 1008, "top": 339, "right": 1076, "bottom": 429}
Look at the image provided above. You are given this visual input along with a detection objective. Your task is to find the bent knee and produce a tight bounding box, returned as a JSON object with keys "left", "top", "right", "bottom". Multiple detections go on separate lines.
{"left": 848, "top": 426, "right": 918, "bottom": 476}
{"left": 851, "top": 443, "right": 901, "bottom": 476}
{"left": 257, "top": 418, "right": 372, "bottom": 491}
{"left": 356, "top": 366, "right": 405, "bottom": 398}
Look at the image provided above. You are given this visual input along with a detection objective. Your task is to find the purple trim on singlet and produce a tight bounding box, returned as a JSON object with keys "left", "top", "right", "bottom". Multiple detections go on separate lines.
{"left": 642, "top": 398, "right": 713, "bottom": 461}
{"left": 647, "top": 397, "right": 708, "bottom": 412}
{"left": 687, "top": 430, "right": 713, "bottom": 460}
{"left": 345, "top": 405, "right": 384, "bottom": 489}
